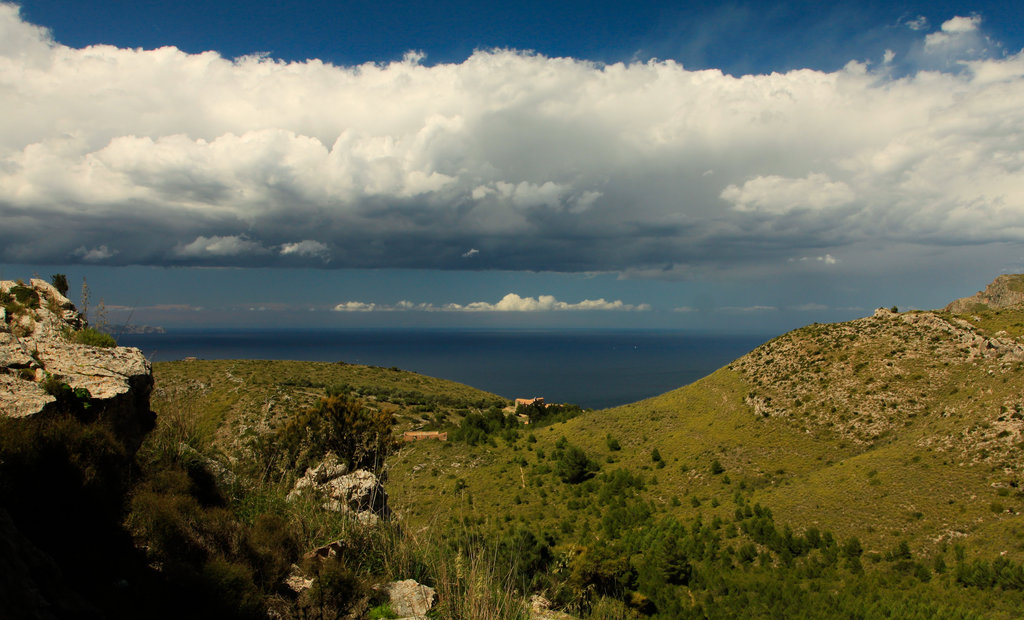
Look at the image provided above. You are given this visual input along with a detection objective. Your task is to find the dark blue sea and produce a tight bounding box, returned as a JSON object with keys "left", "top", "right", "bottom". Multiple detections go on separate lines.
{"left": 119, "top": 329, "right": 770, "bottom": 410}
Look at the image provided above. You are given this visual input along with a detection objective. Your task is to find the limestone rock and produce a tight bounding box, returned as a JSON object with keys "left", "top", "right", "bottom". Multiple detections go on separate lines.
{"left": 944, "top": 274, "right": 1024, "bottom": 313}
{"left": 287, "top": 455, "right": 389, "bottom": 523}
{"left": 383, "top": 579, "right": 435, "bottom": 617}
{"left": 530, "top": 594, "right": 576, "bottom": 619}
{"left": 289, "top": 452, "right": 349, "bottom": 495}
{"left": 0, "top": 278, "right": 153, "bottom": 448}
{"left": 322, "top": 470, "right": 387, "bottom": 515}
{"left": 284, "top": 564, "right": 314, "bottom": 594}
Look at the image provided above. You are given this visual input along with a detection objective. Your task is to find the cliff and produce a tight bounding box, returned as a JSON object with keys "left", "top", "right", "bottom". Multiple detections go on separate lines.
{"left": 0, "top": 278, "right": 154, "bottom": 448}
{"left": 944, "top": 273, "right": 1024, "bottom": 313}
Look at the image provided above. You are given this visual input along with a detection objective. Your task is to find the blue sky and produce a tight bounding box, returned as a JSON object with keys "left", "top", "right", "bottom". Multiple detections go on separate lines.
{"left": 2, "top": 1, "right": 1024, "bottom": 331}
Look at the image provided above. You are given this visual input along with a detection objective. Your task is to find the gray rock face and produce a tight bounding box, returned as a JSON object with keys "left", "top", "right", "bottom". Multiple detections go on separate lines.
{"left": 384, "top": 579, "right": 436, "bottom": 617}
{"left": 0, "top": 278, "right": 153, "bottom": 447}
{"left": 944, "top": 274, "right": 1024, "bottom": 313}
{"left": 287, "top": 453, "right": 389, "bottom": 524}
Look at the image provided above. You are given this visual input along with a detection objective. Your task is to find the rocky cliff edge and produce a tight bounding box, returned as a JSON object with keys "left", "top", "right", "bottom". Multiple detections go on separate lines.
{"left": 0, "top": 278, "right": 153, "bottom": 447}
{"left": 944, "top": 274, "right": 1024, "bottom": 313}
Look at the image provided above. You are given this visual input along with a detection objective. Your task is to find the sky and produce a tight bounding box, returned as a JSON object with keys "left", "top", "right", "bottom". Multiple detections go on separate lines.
{"left": 2, "top": 0, "right": 1024, "bottom": 331}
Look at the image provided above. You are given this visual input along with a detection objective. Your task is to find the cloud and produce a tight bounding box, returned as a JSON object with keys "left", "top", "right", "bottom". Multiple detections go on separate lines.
{"left": 0, "top": 6, "right": 1022, "bottom": 279}
{"left": 723, "top": 305, "right": 778, "bottom": 312}
{"left": 333, "top": 301, "right": 377, "bottom": 312}
{"left": 792, "top": 303, "right": 828, "bottom": 311}
{"left": 73, "top": 245, "right": 118, "bottom": 261}
{"left": 920, "top": 15, "right": 1000, "bottom": 69}
{"left": 904, "top": 15, "right": 929, "bottom": 31}
{"left": 789, "top": 254, "right": 838, "bottom": 265}
{"left": 175, "top": 235, "right": 268, "bottom": 258}
{"left": 280, "top": 240, "right": 330, "bottom": 261}
{"left": 333, "top": 293, "right": 649, "bottom": 312}
{"left": 721, "top": 173, "right": 855, "bottom": 215}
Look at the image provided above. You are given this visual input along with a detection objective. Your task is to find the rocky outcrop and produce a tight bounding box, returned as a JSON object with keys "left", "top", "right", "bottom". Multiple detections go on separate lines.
{"left": 893, "top": 308, "right": 1024, "bottom": 362}
{"left": 944, "top": 274, "right": 1024, "bottom": 313}
{"left": 383, "top": 579, "right": 436, "bottom": 617}
{"left": 0, "top": 278, "right": 153, "bottom": 448}
{"left": 530, "top": 595, "right": 577, "bottom": 620}
{"left": 286, "top": 453, "right": 390, "bottom": 524}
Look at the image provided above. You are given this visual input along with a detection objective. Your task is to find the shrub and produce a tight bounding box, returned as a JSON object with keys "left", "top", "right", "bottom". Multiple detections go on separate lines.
{"left": 272, "top": 395, "right": 399, "bottom": 474}
{"left": 10, "top": 284, "right": 39, "bottom": 307}
{"left": 71, "top": 327, "right": 117, "bottom": 348}
{"left": 0, "top": 413, "right": 138, "bottom": 613}
{"left": 369, "top": 603, "right": 399, "bottom": 619}
{"left": 556, "top": 444, "right": 599, "bottom": 484}
{"left": 51, "top": 273, "right": 69, "bottom": 296}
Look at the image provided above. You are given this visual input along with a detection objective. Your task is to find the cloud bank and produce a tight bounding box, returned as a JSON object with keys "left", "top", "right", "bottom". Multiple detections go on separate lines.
{"left": 1, "top": 5, "right": 1023, "bottom": 278}
{"left": 333, "top": 293, "right": 649, "bottom": 312}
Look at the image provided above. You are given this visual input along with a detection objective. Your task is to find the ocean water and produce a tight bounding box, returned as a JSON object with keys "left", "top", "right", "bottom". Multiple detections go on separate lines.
{"left": 119, "top": 329, "right": 770, "bottom": 410}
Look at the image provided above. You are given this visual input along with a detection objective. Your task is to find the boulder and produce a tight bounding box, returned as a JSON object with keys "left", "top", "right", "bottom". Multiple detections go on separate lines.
{"left": 529, "top": 594, "right": 577, "bottom": 620}
{"left": 287, "top": 454, "right": 389, "bottom": 523}
{"left": 383, "top": 579, "right": 435, "bottom": 617}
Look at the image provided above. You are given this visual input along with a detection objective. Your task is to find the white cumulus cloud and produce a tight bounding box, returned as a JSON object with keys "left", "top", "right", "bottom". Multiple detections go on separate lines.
{"left": 175, "top": 235, "right": 269, "bottom": 257}
{"left": 0, "top": 6, "right": 1021, "bottom": 278}
{"left": 721, "top": 173, "right": 855, "bottom": 214}
{"left": 333, "top": 301, "right": 377, "bottom": 312}
{"left": 332, "top": 293, "right": 649, "bottom": 312}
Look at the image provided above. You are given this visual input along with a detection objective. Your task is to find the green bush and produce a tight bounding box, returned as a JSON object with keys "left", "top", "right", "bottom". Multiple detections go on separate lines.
{"left": 72, "top": 327, "right": 117, "bottom": 347}
{"left": 555, "top": 444, "right": 599, "bottom": 484}
{"left": 369, "top": 603, "right": 399, "bottom": 619}
{"left": 10, "top": 283, "right": 40, "bottom": 307}
{"left": 270, "top": 394, "right": 399, "bottom": 474}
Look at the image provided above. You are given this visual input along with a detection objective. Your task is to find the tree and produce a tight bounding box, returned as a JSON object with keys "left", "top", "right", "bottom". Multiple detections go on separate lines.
{"left": 50, "top": 273, "right": 69, "bottom": 296}
{"left": 556, "top": 444, "right": 598, "bottom": 484}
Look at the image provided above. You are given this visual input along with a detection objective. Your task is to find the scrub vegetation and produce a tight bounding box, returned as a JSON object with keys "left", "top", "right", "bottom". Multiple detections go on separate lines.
{"left": 6, "top": 299, "right": 1024, "bottom": 617}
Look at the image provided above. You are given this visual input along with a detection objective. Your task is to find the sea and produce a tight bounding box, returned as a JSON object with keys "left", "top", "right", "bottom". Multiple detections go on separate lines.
{"left": 118, "top": 329, "right": 771, "bottom": 410}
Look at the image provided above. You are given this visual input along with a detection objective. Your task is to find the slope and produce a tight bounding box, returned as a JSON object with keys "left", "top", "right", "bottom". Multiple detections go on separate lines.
{"left": 386, "top": 300, "right": 1024, "bottom": 565}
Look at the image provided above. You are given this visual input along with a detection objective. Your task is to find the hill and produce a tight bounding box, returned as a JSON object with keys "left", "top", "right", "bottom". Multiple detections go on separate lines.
{"left": 390, "top": 302, "right": 1024, "bottom": 548}
{"left": 9, "top": 273, "right": 1024, "bottom": 618}
{"left": 945, "top": 274, "right": 1024, "bottom": 313}
{"left": 380, "top": 277, "right": 1024, "bottom": 616}
{"left": 150, "top": 358, "right": 508, "bottom": 455}
{"left": 139, "top": 274, "right": 1024, "bottom": 617}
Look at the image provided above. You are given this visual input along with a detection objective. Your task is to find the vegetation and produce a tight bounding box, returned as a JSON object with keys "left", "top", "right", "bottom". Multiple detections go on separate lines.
{"left": 263, "top": 391, "right": 400, "bottom": 474}
{"left": 69, "top": 326, "right": 118, "bottom": 347}
{"left": 51, "top": 273, "right": 69, "bottom": 296}
{"left": 7, "top": 285, "right": 1024, "bottom": 617}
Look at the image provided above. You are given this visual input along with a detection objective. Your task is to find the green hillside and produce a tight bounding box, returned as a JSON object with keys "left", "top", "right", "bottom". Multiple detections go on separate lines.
{"left": 389, "top": 307, "right": 1024, "bottom": 557}
{"left": 86, "top": 284, "right": 1024, "bottom": 617}
{"left": 378, "top": 305, "right": 1024, "bottom": 617}
{"left": 152, "top": 358, "right": 508, "bottom": 451}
